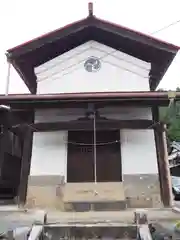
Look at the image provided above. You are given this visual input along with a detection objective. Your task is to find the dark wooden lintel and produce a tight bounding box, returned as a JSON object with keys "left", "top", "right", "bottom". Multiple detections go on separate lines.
{"left": 0, "top": 110, "right": 34, "bottom": 137}
{"left": 32, "top": 119, "right": 154, "bottom": 132}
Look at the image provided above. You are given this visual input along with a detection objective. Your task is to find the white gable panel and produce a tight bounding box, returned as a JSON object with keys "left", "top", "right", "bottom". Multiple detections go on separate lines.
{"left": 35, "top": 41, "right": 151, "bottom": 94}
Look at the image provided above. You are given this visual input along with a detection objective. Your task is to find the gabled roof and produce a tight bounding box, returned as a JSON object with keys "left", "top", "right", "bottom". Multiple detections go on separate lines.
{"left": 6, "top": 3, "right": 180, "bottom": 93}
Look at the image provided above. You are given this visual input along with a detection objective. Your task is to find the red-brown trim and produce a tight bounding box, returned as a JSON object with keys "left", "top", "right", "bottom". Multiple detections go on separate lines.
{"left": 96, "top": 17, "right": 180, "bottom": 50}
{"left": 0, "top": 91, "right": 179, "bottom": 110}
{"left": 7, "top": 18, "right": 88, "bottom": 53}
{"left": 7, "top": 13, "right": 180, "bottom": 53}
{"left": 0, "top": 91, "right": 180, "bottom": 100}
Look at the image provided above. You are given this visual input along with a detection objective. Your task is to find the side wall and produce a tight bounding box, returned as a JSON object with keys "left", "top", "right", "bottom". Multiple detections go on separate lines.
{"left": 26, "top": 107, "right": 161, "bottom": 209}
{"left": 27, "top": 131, "right": 67, "bottom": 209}
{"left": 30, "top": 131, "right": 67, "bottom": 179}
{"left": 35, "top": 41, "right": 151, "bottom": 94}
{"left": 121, "top": 129, "right": 161, "bottom": 208}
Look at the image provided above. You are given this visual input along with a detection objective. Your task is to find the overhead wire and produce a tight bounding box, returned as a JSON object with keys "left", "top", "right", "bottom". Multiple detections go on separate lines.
{"left": 36, "top": 48, "right": 118, "bottom": 83}
{"left": 36, "top": 46, "right": 151, "bottom": 84}
{"left": 3, "top": 19, "right": 180, "bottom": 145}
{"left": 35, "top": 18, "right": 180, "bottom": 83}
{"left": 34, "top": 22, "right": 180, "bottom": 87}
{"left": 149, "top": 16, "right": 180, "bottom": 140}
{"left": 150, "top": 19, "right": 180, "bottom": 35}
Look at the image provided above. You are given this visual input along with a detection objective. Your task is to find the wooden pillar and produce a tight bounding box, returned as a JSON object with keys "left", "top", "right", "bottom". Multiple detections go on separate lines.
{"left": 152, "top": 107, "right": 172, "bottom": 207}
{"left": 162, "top": 124, "right": 173, "bottom": 206}
{"left": 0, "top": 130, "right": 5, "bottom": 177}
{"left": 152, "top": 107, "right": 164, "bottom": 204}
{"left": 156, "top": 123, "right": 172, "bottom": 207}
{"left": 18, "top": 126, "right": 33, "bottom": 205}
{"left": 0, "top": 112, "right": 8, "bottom": 177}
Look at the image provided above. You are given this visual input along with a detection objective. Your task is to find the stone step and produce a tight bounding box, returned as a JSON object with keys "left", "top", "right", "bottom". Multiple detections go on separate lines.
{"left": 64, "top": 201, "right": 127, "bottom": 212}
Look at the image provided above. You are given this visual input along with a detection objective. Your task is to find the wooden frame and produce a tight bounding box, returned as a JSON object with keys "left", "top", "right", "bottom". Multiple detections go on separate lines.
{"left": 32, "top": 119, "right": 154, "bottom": 132}
{"left": 0, "top": 103, "right": 173, "bottom": 206}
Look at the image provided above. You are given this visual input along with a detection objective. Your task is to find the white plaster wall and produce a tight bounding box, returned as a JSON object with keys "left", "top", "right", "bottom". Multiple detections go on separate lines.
{"left": 30, "top": 129, "right": 157, "bottom": 180}
{"left": 121, "top": 129, "right": 158, "bottom": 175}
{"left": 31, "top": 107, "right": 156, "bottom": 180}
{"left": 30, "top": 131, "right": 68, "bottom": 180}
{"left": 35, "top": 41, "right": 151, "bottom": 94}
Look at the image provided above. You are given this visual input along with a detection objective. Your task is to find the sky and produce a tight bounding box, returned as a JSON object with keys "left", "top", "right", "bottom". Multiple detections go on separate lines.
{"left": 0, "top": 0, "right": 180, "bottom": 94}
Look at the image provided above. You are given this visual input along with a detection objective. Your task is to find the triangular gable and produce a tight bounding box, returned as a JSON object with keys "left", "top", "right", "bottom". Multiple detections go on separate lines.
{"left": 6, "top": 3, "right": 179, "bottom": 93}
{"left": 35, "top": 41, "right": 151, "bottom": 94}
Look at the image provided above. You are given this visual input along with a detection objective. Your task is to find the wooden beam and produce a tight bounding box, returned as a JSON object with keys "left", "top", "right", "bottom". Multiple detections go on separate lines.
{"left": 4, "top": 100, "right": 170, "bottom": 110}
{"left": 32, "top": 119, "right": 154, "bottom": 132}
{"left": 0, "top": 110, "right": 34, "bottom": 136}
{"left": 0, "top": 133, "right": 6, "bottom": 178}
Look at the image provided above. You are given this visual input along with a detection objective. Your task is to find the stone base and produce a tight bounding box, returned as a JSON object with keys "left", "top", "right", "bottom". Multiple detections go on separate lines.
{"left": 64, "top": 201, "right": 126, "bottom": 212}
{"left": 26, "top": 175, "right": 65, "bottom": 210}
{"left": 26, "top": 174, "right": 162, "bottom": 210}
{"left": 63, "top": 182, "right": 125, "bottom": 202}
{"left": 123, "top": 174, "right": 162, "bottom": 208}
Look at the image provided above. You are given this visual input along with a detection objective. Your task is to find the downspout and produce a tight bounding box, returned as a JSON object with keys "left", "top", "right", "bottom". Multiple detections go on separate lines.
{"left": 5, "top": 61, "right": 11, "bottom": 95}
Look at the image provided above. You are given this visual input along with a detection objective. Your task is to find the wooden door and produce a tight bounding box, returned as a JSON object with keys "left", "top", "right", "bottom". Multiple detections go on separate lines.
{"left": 67, "top": 130, "right": 121, "bottom": 183}
{"left": 96, "top": 130, "right": 121, "bottom": 182}
{"left": 67, "top": 131, "right": 94, "bottom": 182}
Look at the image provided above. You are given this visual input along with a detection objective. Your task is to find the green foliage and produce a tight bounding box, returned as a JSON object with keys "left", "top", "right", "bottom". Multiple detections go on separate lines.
{"left": 159, "top": 87, "right": 180, "bottom": 141}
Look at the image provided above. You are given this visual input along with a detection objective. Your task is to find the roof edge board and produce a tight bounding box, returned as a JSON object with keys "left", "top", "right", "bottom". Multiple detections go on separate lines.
{"left": 94, "top": 18, "right": 179, "bottom": 53}
{"left": 6, "top": 15, "right": 179, "bottom": 60}
{"left": 0, "top": 91, "right": 180, "bottom": 99}
{"left": 6, "top": 18, "right": 91, "bottom": 59}
{"left": 4, "top": 1, "right": 180, "bottom": 92}
{"left": 151, "top": 51, "right": 178, "bottom": 90}
{"left": 95, "top": 17, "right": 180, "bottom": 51}
{"left": 10, "top": 60, "right": 37, "bottom": 94}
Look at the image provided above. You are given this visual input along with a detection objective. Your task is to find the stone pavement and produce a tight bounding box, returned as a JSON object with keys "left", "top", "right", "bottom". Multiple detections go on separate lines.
{"left": 1, "top": 207, "right": 180, "bottom": 236}
{"left": 0, "top": 208, "right": 45, "bottom": 234}
{"left": 46, "top": 209, "right": 180, "bottom": 224}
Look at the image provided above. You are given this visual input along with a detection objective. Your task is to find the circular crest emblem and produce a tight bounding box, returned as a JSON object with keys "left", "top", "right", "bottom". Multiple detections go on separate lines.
{"left": 84, "top": 56, "right": 101, "bottom": 72}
